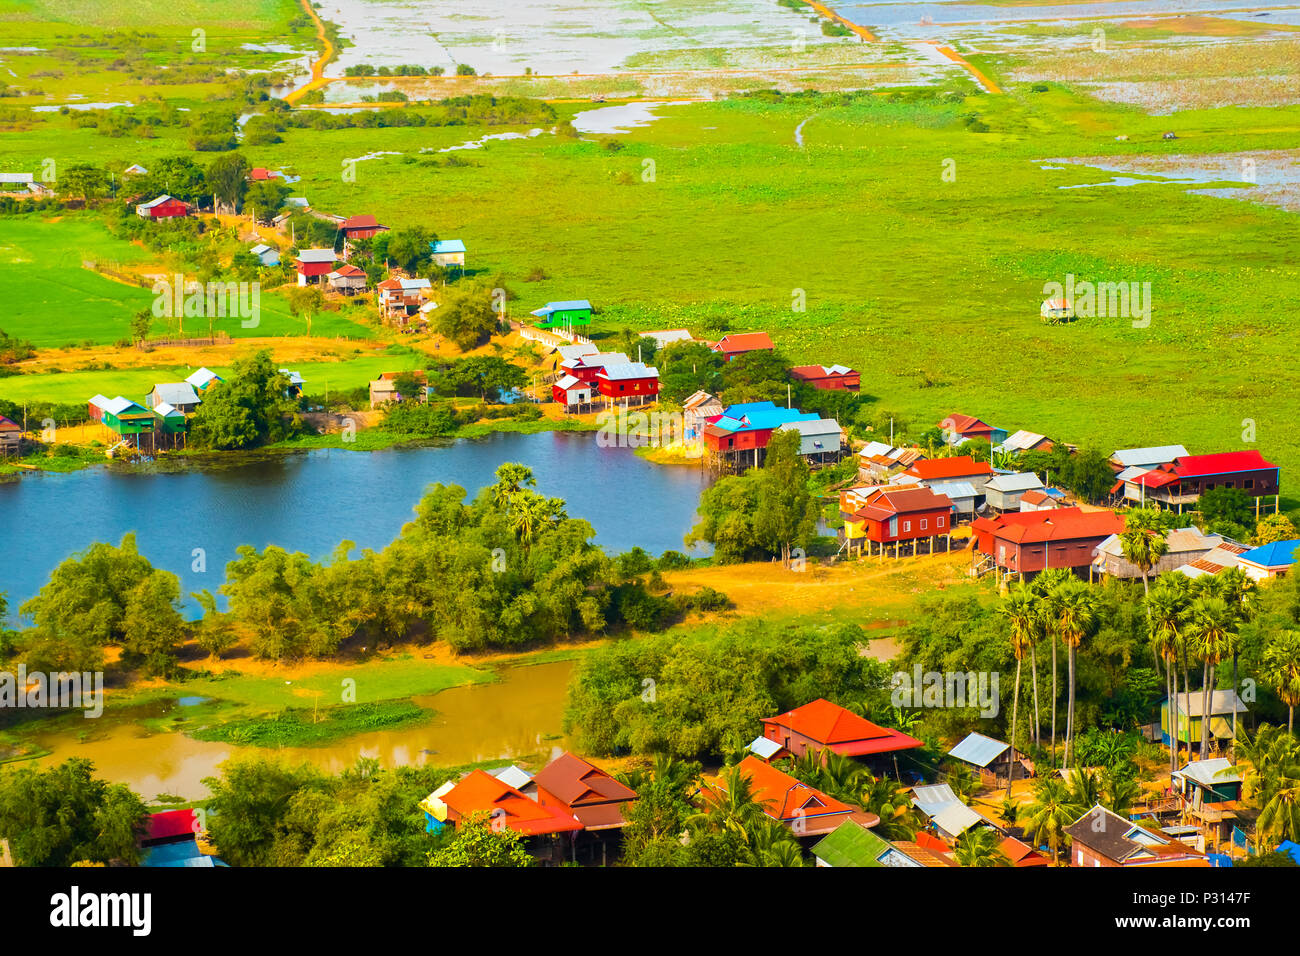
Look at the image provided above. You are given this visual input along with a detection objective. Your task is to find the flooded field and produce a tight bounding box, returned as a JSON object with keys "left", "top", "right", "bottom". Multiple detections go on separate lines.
{"left": 1042, "top": 149, "right": 1300, "bottom": 211}
{"left": 29, "top": 659, "right": 574, "bottom": 802}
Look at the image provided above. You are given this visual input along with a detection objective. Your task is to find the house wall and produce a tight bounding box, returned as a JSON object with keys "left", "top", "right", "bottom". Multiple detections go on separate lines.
{"left": 597, "top": 377, "right": 659, "bottom": 399}
{"left": 704, "top": 428, "right": 768, "bottom": 453}
{"left": 997, "top": 536, "right": 1105, "bottom": 572}
{"left": 867, "top": 508, "right": 950, "bottom": 543}
{"left": 985, "top": 487, "right": 1034, "bottom": 511}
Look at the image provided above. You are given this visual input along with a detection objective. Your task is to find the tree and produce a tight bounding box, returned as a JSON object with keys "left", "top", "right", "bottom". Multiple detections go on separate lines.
{"left": 1020, "top": 777, "right": 1080, "bottom": 864}
{"left": 1263, "top": 631, "right": 1300, "bottom": 734}
{"left": 434, "top": 282, "right": 502, "bottom": 352}
{"left": 287, "top": 284, "right": 326, "bottom": 337}
{"left": 998, "top": 583, "right": 1036, "bottom": 795}
{"left": 206, "top": 152, "right": 250, "bottom": 212}
{"left": 130, "top": 309, "right": 153, "bottom": 344}
{"left": 1119, "top": 514, "right": 1168, "bottom": 600}
{"left": 385, "top": 226, "right": 434, "bottom": 273}
{"left": 58, "top": 163, "right": 111, "bottom": 202}
{"left": 1187, "top": 595, "right": 1237, "bottom": 758}
{"left": 0, "top": 759, "right": 147, "bottom": 866}
{"left": 1147, "top": 577, "right": 1191, "bottom": 771}
{"left": 953, "top": 826, "right": 1011, "bottom": 867}
{"left": 753, "top": 429, "right": 817, "bottom": 569}
{"left": 1199, "top": 486, "right": 1254, "bottom": 532}
{"left": 427, "top": 812, "right": 533, "bottom": 867}
{"left": 244, "top": 178, "right": 291, "bottom": 222}
{"left": 687, "top": 763, "right": 770, "bottom": 847}
{"left": 1051, "top": 578, "right": 1099, "bottom": 769}
{"left": 438, "top": 356, "right": 526, "bottom": 402}
{"left": 190, "top": 350, "right": 296, "bottom": 450}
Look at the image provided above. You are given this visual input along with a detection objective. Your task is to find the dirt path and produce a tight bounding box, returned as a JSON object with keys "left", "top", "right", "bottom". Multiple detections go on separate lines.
{"left": 285, "top": 0, "right": 335, "bottom": 106}
{"left": 928, "top": 42, "right": 1004, "bottom": 94}
{"left": 806, "top": 1, "right": 879, "bottom": 42}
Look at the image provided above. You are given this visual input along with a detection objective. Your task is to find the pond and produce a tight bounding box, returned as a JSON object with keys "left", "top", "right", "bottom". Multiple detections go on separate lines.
{"left": 0, "top": 430, "right": 712, "bottom": 616}
{"left": 30, "top": 659, "right": 576, "bottom": 802}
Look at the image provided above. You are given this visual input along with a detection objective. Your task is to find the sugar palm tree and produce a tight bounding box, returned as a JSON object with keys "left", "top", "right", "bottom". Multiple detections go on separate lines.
{"left": 1052, "top": 579, "right": 1100, "bottom": 769}
{"left": 1021, "top": 777, "right": 1081, "bottom": 864}
{"left": 1216, "top": 566, "right": 1257, "bottom": 739}
{"left": 1031, "top": 568, "right": 1073, "bottom": 766}
{"left": 998, "top": 583, "right": 1038, "bottom": 795}
{"left": 1147, "top": 578, "right": 1190, "bottom": 771}
{"left": 1119, "top": 520, "right": 1168, "bottom": 601}
{"left": 1187, "top": 595, "right": 1238, "bottom": 758}
{"left": 953, "top": 826, "right": 1011, "bottom": 867}
{"left": 1262, "top": 630, "right": 1300, "bottom": 734}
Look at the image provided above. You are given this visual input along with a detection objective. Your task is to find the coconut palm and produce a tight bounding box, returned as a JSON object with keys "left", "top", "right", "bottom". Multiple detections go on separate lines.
{"left": 857, "top": 775, "right": 920, "bottom": 842}
{"left": 746, "top": 819, "right": 804, "bottom": 867}
{"left": 688, "top": 763, "right": 771, "bottom": 845}
{"left": 1147, "top": 578, "right": 1191, "bottom": 771}
{"left": 1052, "top": 579, "right": 1100, "bottom": 769}
{"left": 1101, "top": 767, "right": 1141, "bottom": 816}
{"left": 1066, "top": 767, "right": 1102, "bottom": 810}
{"left": 997, "top": 583, "right": 1037, "bottom": 795}
{"left": 1187, "top": 595, "right": 1238, "bottom": 758}
{"left": 1262, "top": 630, "right": 1300, "bottom": 734}
{"left": 953, "top": 826, "right": 1011, "bottom": 867}
{"left": 1021, "top": 777, "right": 1081, "bottom": 864}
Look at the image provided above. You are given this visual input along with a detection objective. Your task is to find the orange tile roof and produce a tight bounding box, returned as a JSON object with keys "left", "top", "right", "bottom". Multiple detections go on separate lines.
{"left": 905, "top": 455, "right": 994, "bottom": 481}
{"left": 999, "top": 836, "right": 1050, "bottom": 867}
{"left": 992, "top": 508, "right": 1124, "bottom": 545}
{"left": 532, "top": 751, "right": 637, "bottom": 809}
{"left": 713, "top": 332, "right": 774, "bottom": 354}
{"left": 443, "top": 770, "right": 584, "bottom": 836}
{"left": 732, "top": 756, "right": 854, "bottom": 824}
{"left": 761, "top": 699, "right": 924, "bottom": 756}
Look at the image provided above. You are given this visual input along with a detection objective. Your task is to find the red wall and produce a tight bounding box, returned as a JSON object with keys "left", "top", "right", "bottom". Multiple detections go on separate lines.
{"left": 596, "top": 377, "right": 659, "bottom": 399}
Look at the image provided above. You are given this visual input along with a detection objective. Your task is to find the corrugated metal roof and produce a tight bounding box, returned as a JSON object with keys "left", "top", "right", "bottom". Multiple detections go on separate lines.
{"left": 911, "top": 783, "right": 962, "bottom": 817}
{"left": 948, "top": 732, "right": 1010, "bottom": 768}
{"left": 554, "top": 374, "right": 583, "bottom": 390}
{"left": 933, "top": 803, "right": 984, "bottom": 838}
{"left": 1111, "top": 445, "right": 1189, "bottom": 467}
{"left": 926, "top": 480, "right": 977, "bottom": 499}
{"left": 150, "top": 382, "right": 200, "bottom": 407}
{"left": 996, "top": 429, "right": 1047, "bottom": 453}
{"left": 778, "top": 417, "right": 840, "bottom": 437}
{"left": 295, "top": 248, "right": 335, "bottom": 263}
{"left": 1175, "top": 758, "right": 1241, "bottom": 787}
{"left": 599, "top": 362, "right": 658, "bottom": 381}
{"left": 748, "top": 736, "right": 783, "bottom": 760}
{"left": 986, "top": 471, "right": 1044, "bottom": 493}
{"left": 430, "top": 239, "right": 466, "bottom": 254}
{"left": 532, "top": 299, "right": 591, "bottom": 316}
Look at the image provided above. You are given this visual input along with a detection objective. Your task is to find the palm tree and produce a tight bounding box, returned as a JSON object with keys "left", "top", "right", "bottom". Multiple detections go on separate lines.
{"left": 857, "top": 774, "right": 920, "bottom": 842}
{"left": 1216, "top": 566, "right": 1257, "bottom": 739}
{"left": 1101, "top": 767, "right": 1141, "bottom": 816}
{"left": 1187, "top": 595, "right": 1237, "bottom": 759}
{"left": 688, "top": 763, "right": 772, "bottom": 845}
{"left": 1119, "top": 520, "right": 1168, "bottom": 601}
{"left": 998, "top": 583, "right": 1037, "bottom": 795}
{"left": 1147, "top": 578, "right": 1190, "bottom": 771}
{"left": 953, "top": 826, "right": 1011, "bottom": 867}
{"left": 1262, "top": 630, "right": 1300, "bottom": 734}
{"left": 1031, "top": 567, "right": 1073, "bottom": 766}
{"left": 491, "top": 462, "right": 535, "bottom": 510}
{"left": 1233, "top": 726, "right": 1300, "bottom": 849}
{"left": 746, "top": 819, "right": 804, "bottom": 867}
{"left": 1021, "top": 777, "right": 1081, "bottom": 864}
{"left": 1052, "top": 579, "right": 1099, "bottom": 769}
{"left": 1066, "top": 767, "right": 1102, "bottom": 810}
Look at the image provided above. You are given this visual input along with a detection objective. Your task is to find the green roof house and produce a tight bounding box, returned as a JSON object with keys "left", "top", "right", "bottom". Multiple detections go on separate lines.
{"left": 531, "top": 299, "right": 592, "bottom": 329}
{"left": 813, "top": 820, "right": 911, "bottom": 867}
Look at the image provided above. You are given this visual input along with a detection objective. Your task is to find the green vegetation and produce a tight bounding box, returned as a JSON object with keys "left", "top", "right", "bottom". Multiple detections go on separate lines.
{"left": 189, "top": 700, "right": 431, "bottom": 748}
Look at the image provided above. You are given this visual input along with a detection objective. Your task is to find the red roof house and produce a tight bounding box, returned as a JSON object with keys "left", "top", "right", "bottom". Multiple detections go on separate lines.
{"left": 135, "top": 195, "right": 189, "bottom": 219}
{"left": 529, "top": 752, "right": 637, "bottom": 831}
{"left": 851, "top": 486, "right": 954, "bottom": 545}
{"left": 0, "top": 413, "right": 20, "bottom": 452}
{"left": 790, "top": 364, "right": 860, "bottom": 392}
{"left": 904, "top": 455, "right": 994, "bottom": 484}
{"left": 338, "top": 214, "right": 389, "bottom": 240}
{"left": 145, "top": 809, "right": 198, "bottom": 845}
{"left": 248, "top": 167, "right": 280, "bottom": 181}
{"left": 442, "top": 770, "right": 584, "bottom": 837}
{"left": 710, "top": 332, "right": 774, "bottom": 363}
{"left": 709, "top": 756, "right": 857, "bottom": 836}
{"left": 1127, "top": 451, "right": 1279, "bottom": 509}
{"left": 973, "top": 507, "right": 1125, "bottom": 575}
{"left": 940, "top": 413, "right": 998, "bottom": 442}
{"left": 595, "top": 362, "right": 659, "bottom": 403}
{"left": 761, "top": 698, "right": 924, "bottom": 760}
{"left": 999, "top": 836, "right": 1050, "bottom": 867}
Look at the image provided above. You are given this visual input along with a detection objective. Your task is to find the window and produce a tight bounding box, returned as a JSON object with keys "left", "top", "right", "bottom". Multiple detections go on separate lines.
{"left": 937, "top": 515, "right": 945, "bottom": 528}
{"left": 902, "top": 520, "right": 911, "bottom": 533}
{"left": 1245, "top": 478, "right": 1255, "bottom": 490}
{"left": 920, "top": 519, "right": 927, "bottom": 530}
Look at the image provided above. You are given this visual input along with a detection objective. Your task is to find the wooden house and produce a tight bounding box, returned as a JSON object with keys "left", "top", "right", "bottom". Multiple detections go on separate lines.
{"left": 248, "top": 243, "right": 280, "bottom": 267}
{"left": 135, "top": 195, "right": 189, "bottom": 219}
{"left": 99, "top": 396, "right": 156, "bottom": 441}
{"left": 596, "top": 362, "right": 659, "bottom": 406}
{"left": 561, "top": 352, "right": 629, "bottom": 386}
{"left": 551, "top": 374, "right": 593, "bottom": 412}
{"left": 845, "top": 485, "right": 954, "bottom": 556}
{"left": 439, "top": 770, "right": 584, "bottom": 844}
{"left": 1172, "top": 758, "right": 1243, "bottom": 849}
{"left": 904, "top": 454, "right": 993, "bottom": 487}
{"left": 926, "top": 480, "right": 978, "bottom": 520}
{"left": 709, "top": 332, "right": 773, "bottom": 363}
{"left": 1093, "top": 527, "right": 1227, "bottom": 579}
{"left": 1122, "top": 451, "right": 1280, "bottom": 515}
{"left": 701, "top": 401, "right": 820, "bottom": 471}
{"left": 1018, "top": 488, "right": 1066, "bottom": 512}
{"left": 377, "top": 277, "right": 431, "bottom": 321}
{"left": 294, "top": 249, "right": 336, "bottom": 286}
{"left": 526, "top": 752, "right": 636, "bottom": 863}
{"left": 531, "top": 300, "right": 592, "bottom": 329}
{"left": 995, "top": 430, "right": 1053, "bottom": 455}
{"left": 429, "top": 238, "right": 466, "bottom": 269}
{"left": 0, "top": 413, "right": 21, "bottom": 455}
{"left": 185, "top": 368, "right": 222, "bottom": 393}
{"left": 940, "top": 413, "right": 1006, "bottom": 446}
{"left": 1235, "top": 540, "right": 1300, "bottom": 581}
{"left": 369, "top": 370, "right": 426, "bottom": 408}
{"left": 857, "top": 441, "right": 925, "bottom": 482}
{"left": 326, "top": 263, "right": 368, "bottom": 293}
{"left": 790, "top": 364, "right": 860, "bottom": 391}
{"left": 760, "top": 699, "right": 923, "bottom": 767}
{"left": 973, "top": 507, "right": 1124, "bottom": 579}
{"left": 1160, "top": 690, "right": 1248, "bottom": 752}
{"left": 983, "top": 471, "right": 1045, "bottom": 512}
{"left": 280, "top": 369, "right": 305, "bottom": 399}
{"left": 776, "top": 417, "right": 843, "bottom": 465}
{"left": 947, "top": 732, "right": 1028, "bottom": 787}
{"left": 1065, "top": 806, "right": 1207, "bottom": 868}
{"left": 337, "top": 215, "right": 388, "bottom": 259}
{"left": 707, "top": 756, "right": 857, "bottom": 837}
{"left": 147, "top": 382, "right": 201, "bottom": 415}
{"left": 910, "top": 784, "right": 986, "bottom": 842}
{"left": 682, "top": 390, "right": 723, "bottom": 441}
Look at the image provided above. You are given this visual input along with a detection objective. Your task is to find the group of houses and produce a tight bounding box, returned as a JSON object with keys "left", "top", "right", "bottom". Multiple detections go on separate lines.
{"left": 551, "top": 344, "right": 660, "bottom": 412}
{"left": 838, "top": 412, "right": 1289, "bottom": 585}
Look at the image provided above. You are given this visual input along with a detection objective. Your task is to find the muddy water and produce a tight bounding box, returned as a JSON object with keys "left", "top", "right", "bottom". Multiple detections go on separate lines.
{"left": 32, "top": 660, "right": 574, "bottom": 802}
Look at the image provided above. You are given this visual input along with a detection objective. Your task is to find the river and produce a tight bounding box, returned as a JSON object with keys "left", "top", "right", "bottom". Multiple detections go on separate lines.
{"left": 0, "top": 430, "right": 711, "bottom": 616}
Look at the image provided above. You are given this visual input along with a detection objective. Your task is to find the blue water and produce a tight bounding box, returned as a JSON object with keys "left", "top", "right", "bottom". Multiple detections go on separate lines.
{"left": 0, "top": 431, "right": 711, "bottom": 617}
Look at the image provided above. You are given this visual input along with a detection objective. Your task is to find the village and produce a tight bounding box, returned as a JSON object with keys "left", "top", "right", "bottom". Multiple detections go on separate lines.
{"left": 2, "top": 152, "right": 1300, "bottom": 875}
